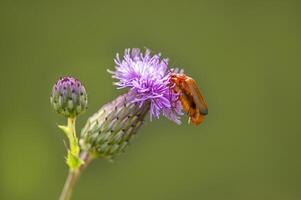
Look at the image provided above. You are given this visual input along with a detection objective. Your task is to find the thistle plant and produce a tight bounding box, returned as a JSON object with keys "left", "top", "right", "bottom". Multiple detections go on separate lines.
{"left": 51, "top": 48, "right": 208, "bottom": 200}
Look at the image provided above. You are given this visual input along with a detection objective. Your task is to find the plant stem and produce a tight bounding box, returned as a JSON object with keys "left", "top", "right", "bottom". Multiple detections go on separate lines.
{"left": 67, "top": 118, "right": 80, "bottom": 156}
{"left": 59, "top": 152, "right": 92, "bottom": 200}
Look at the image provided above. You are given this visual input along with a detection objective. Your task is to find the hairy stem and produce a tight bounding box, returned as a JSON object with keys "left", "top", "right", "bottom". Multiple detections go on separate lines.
{"left": 59, "top": 152, "right": 92, "bottom": 200}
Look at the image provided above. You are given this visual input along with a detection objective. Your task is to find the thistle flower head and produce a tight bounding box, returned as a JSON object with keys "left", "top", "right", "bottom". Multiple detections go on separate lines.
{"left": 80, "top": 94, "right": 149, "bottom": 159}
{"left": 50, "top": 76, "right": 88, "bottom": 118}
{"left": 109, "top": 48, "right": 183, "bottom": 124}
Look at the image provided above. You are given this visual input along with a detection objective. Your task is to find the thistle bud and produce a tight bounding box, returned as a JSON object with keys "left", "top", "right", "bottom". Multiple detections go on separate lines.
{"left": 50, "top": 76, "right": 88, "bottom": 118}
{"left": 79, "top": 93, "right": 149, "bottom": 159}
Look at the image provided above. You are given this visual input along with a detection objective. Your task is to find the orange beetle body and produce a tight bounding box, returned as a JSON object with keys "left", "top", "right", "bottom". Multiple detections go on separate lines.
{"left": 170, "top": 73, "right": 208, "bottom": 125}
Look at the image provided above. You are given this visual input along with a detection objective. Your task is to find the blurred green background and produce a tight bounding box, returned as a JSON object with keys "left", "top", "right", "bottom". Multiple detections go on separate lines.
{"left": 0, "top": 0, "right": 300, "bottom": 199}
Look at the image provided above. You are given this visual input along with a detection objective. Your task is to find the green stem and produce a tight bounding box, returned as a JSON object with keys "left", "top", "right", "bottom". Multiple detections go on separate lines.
{"left": 67, "top": 118, "right": 79, "bottom": 156}
{"left": 58, "top": 118, "right": 83, "bottom": 169}
{"left": 59, "top": 152, "right": 92, "bottom": 200}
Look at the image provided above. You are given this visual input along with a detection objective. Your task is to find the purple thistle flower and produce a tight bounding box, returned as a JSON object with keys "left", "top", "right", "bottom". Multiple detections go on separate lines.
{"left": 108, "top": 48, "right": 183, "bottom": 124}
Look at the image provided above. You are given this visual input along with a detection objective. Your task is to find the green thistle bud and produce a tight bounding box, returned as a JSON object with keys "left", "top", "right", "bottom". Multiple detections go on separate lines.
{"left": 50, "top": 76, "right": 88, "bottom": 118}
{"left": 79, "top": 93, "right": 149, "bottom": 159}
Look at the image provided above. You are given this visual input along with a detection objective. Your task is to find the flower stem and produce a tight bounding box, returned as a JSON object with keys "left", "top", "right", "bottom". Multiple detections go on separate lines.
{"left": 67, "top": 118, "right": 80, "bottom": 156}
{"left": 59, "top": 152, "right": 92, "bottom": 200}
{"left": 58, "top": 118, "right": 83, "bottom": 170}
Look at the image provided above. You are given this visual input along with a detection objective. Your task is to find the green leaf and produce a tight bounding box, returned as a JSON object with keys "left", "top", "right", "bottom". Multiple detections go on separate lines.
{"left": 58, "top": 125, "right": 71, "bottom": 137}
